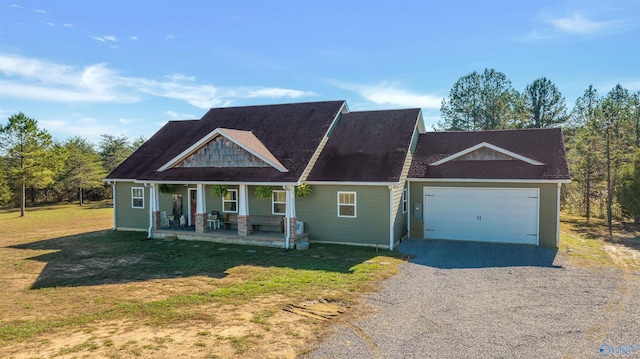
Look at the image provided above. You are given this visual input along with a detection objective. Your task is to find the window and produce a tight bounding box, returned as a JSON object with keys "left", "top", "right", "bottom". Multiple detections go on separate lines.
{"left": 402, "top": 188, "right": 408, "bottom": 214}
{"left": 338, "top": 191, "right": 356, "bottom": 218}
{"left": 272, "top": 190, "right": 286, "bottom": 215}
{"left": 132, "top": 187, "right": 144, "bottom": 209}
{"left": 223, "top": 189, "right": 238, "bottom": 212}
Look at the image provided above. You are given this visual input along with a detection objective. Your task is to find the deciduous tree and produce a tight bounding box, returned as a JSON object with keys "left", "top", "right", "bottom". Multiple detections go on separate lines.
{"left": 58, "top": 137, "right": 106, "bottom": 206}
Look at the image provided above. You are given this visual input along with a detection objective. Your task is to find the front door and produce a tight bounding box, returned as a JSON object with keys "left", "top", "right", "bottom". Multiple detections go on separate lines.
{"left": 189, "top": 189, "right": 197, "bottom": 226}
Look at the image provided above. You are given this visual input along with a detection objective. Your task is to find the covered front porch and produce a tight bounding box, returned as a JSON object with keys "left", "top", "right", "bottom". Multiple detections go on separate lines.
{"left": 146, "top": 183, "right": 303, "bottom": 249}
{"left": 152, "top": 226, "right": 309, "bottom": 249}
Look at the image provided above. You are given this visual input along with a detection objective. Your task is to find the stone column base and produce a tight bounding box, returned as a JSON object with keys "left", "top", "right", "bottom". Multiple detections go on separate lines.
{"left": 152, "top": 211, "right": 161, "bottom": 230}
{"left": 195, "top": 213, "right": 206, "bottom": 233}
{"left": 238, "top": 215, "right": 251, "bottom": 236}
{"left": 287, "top": 217, "right": 297, "bottom": 241}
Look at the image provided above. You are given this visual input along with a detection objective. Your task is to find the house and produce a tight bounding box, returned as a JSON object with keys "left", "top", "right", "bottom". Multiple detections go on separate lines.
{"left": 105, "top": 100, "right": 569, "bottom": 249}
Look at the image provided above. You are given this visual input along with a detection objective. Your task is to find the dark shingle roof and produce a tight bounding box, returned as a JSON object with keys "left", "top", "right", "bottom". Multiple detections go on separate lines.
{"left": 409, "top": 128, "right": 569, "bottom": 180}
{"left": 307, "top": 108, "right": 421, "bottom": 182}
{"left": 106, "top": 100, "right": 345, "bottom": 182}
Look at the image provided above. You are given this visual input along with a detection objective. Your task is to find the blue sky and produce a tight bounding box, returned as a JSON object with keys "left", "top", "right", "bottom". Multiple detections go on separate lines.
{"left": 1, "top": 0, "right": 639, "bottom": 144}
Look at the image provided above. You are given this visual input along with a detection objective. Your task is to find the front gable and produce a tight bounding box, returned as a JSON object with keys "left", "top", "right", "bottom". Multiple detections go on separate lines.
{"left": 431, "top": 142, "right": 544, "bottom": 166}
{"left": 158, "top": 128, "right": 288, "bottom": 172}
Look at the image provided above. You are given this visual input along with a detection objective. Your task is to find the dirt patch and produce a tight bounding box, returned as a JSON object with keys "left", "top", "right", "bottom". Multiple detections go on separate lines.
{"left": 2, "top": 301, "right": 321, "bottom": 359}
{"left": 560, "top": 214, "right": 640, "bottom": 269}
{"left": 603, "top": 244, "right": 640, "bottom": 268}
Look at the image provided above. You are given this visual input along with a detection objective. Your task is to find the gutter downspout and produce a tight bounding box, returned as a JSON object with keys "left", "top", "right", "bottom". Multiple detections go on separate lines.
{"left": 146, "top": 183, "right": 154, "bottom": 239}
{"left": 284, "top": 185, "right": 292, "bottom": 250}
{"left": 406, "top": 183, "right": 410, "bottom": 240}
{"left": 556, "top": 183, "right": 561, "bottom": 247}
{"left": 111, "top": 181, "right": 117, "bottom": 230}
{"left": 388, "top": 185, "right": 394, "bottom": 251}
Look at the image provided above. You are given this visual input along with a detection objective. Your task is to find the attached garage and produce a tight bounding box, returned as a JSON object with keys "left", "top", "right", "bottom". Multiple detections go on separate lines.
{"left": 407, "top": 128, "right": 571, "bottom": 248}
{"left": 423, "top": 187, "right": 539, "bottom": 245}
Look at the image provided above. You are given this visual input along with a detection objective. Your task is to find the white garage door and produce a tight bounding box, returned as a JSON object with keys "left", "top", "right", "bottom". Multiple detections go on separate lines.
{"left": 423, "top": 187, "right": 539, "bottom": 245}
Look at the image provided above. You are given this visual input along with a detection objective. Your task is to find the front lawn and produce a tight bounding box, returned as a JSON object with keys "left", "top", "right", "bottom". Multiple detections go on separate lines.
{"left": 0, "top": 203, "right": 403, "bottom": 358}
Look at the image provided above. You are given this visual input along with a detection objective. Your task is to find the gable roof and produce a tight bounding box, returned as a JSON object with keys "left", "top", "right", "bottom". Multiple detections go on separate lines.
{"left": 106, "top": 100, "right": 346, "bottom": 182}
{"left": 307, "top": 108, "right": 422, "bottom": 182}
{"left": 409, "top": 128, "right": 569, "bottom": 180}
{"left": 430, "top": 142, "right": 545, "bottom": 166}
{"left": 158, "top": 128, "right": 287, "bottom": 172}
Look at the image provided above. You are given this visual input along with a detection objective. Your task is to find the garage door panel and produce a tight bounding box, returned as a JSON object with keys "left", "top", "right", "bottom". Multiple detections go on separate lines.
{"left": 424, "top": 187, "right": 539, "bottom": 245}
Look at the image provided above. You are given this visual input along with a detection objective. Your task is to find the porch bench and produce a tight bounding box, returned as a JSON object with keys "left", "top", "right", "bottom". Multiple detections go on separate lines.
{"left": 250, "top": 215, "right": 284, "bottom": 233}
{"left": 224, "top": 213, "right": 238, "bottom": 229}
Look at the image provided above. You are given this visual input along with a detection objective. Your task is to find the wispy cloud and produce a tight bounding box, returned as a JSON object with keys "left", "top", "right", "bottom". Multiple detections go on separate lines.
{"left": 62, "top": 23, "right": 74, "bottom": 28}
{"left": 165, "top": 73, "right": 195, "bottom": 82}
{"left": 550, "top": 14, "right": 617, "bottom": 34}
{"left": 89, "top": 35, "right": 117, "bottom": 43}
{"left": 118, "top": 118, "right": 136, "bottom": 125}
{"left": 165, "top": 110, "right": 196, "bottom": 119}
{"left": 331, "top": 80, "right": 441, "bottom": 109}
{"left": 34, "top": 9, "right": 48, "bottom": 14}
{"left": 240, "top": 87, "right": 314, "bottom": 98}
{"left": 40, "top": 117, "right": 128, "bottom": 140}
{"left": 130, "top": 36, "right": 138, "bottom": 41}
{"left": 519, "top": 11, "right": 633, "bottom": 41}
{"left": 165, "top": 34, "right": 176, "bottom": 40}
{"left": 0, "top": 53, "right": 315, "bottom": 108}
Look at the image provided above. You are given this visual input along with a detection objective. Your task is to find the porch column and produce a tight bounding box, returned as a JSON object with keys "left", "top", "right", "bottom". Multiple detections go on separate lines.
{"left": 195, "top": 184, "right": 207, "bottom": 234}
{"left": 237, "top": 184, "right": 251, "bottom": 236}
{"left": 149, "top": 184, "right": 160, "bottom": 237}
{"left": 285, "top": 185, "right": 297, "bottom": 248}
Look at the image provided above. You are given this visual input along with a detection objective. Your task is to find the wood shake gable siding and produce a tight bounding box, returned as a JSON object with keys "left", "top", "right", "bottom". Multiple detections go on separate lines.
{"left": 176, "top": 136, "right": 269, "bottom": 168}
{"left": 296, "top": 185, "right": 390, "bottom": 247}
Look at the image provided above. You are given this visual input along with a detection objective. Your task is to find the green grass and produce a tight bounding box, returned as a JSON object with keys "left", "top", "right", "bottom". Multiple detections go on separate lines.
{"left": 560, "top": 232, "right": 614, "bottom": 266}
{"left": 0, "top": 202, "right": 403, "bottom": 347}
{"left": 229, "top": 336, "right": 251, "bottom": 354}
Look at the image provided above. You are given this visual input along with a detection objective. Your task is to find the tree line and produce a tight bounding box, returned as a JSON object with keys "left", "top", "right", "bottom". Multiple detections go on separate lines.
{"left": 0, "top": 112, "right": 145, "bottom": 216}
{"left": 438, "top": 68, "right": 640, "bottom": 227}
{"left": 3, "top": 71, "right": 639, "bottom": 226}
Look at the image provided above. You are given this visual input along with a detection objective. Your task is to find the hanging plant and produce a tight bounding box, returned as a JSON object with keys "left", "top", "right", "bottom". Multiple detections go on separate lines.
{"left": 211, "top": 185, "right": 228, "bottom": 197}
{"left": 255, "top": 185, "right": 273, "bottom": 200}
{"left": 295, "top": 183, "right": 312, "bottom": 197}
{"left": 158, "top": 184, "right": 174, "bottom": 194}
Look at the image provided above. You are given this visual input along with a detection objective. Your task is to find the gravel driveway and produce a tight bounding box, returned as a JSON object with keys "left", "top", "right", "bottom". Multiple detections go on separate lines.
{"left": 304, "top": 239, "right": 640, "bottom": 359}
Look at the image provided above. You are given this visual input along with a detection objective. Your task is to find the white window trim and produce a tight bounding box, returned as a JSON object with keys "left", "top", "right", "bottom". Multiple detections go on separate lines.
{"left": 402, "top": 188, "right": 408, "bottom": 214}
{"left": 222, "top": 189, "right": 238, "bottom": 213}
{"left": 337, "top": 191, "right": 357, "bottom": 218}
{"left": 272, "top": 190, "right": 286, "bottom": 215}
{"left": 132, "top": 187, "right": 145, "bottom": 209}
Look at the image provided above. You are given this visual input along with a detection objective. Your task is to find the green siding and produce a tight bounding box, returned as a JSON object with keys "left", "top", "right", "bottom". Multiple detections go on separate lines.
{"left": 409, "top": 181, "right": 560, "bottom": 247}
{"left": 296, "top": 185, "right": 390, "bottom": 246}
{"left": 114, "top": 182, "right": 149, "bottom": 230}
{"left": 393, "top": 185, "right": 408, "bottom": 243}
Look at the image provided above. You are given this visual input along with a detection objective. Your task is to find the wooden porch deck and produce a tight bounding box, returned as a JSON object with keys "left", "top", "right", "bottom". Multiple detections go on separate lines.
{"left": 152, "top": 226, "right": 309, "bottom": 249}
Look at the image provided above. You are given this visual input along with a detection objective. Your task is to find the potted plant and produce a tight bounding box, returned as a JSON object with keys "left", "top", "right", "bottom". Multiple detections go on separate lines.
{"left": 295, "top": 183, "right": 312, "bottom": 197}
{"left": 255, "top": 185, "right": 273, "bottom": 199}
{"left": 158, "top": 184, "right": 174, "bottom": 194}
{"left": 211, "top": 185, "right": 228, "bottom": 197}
